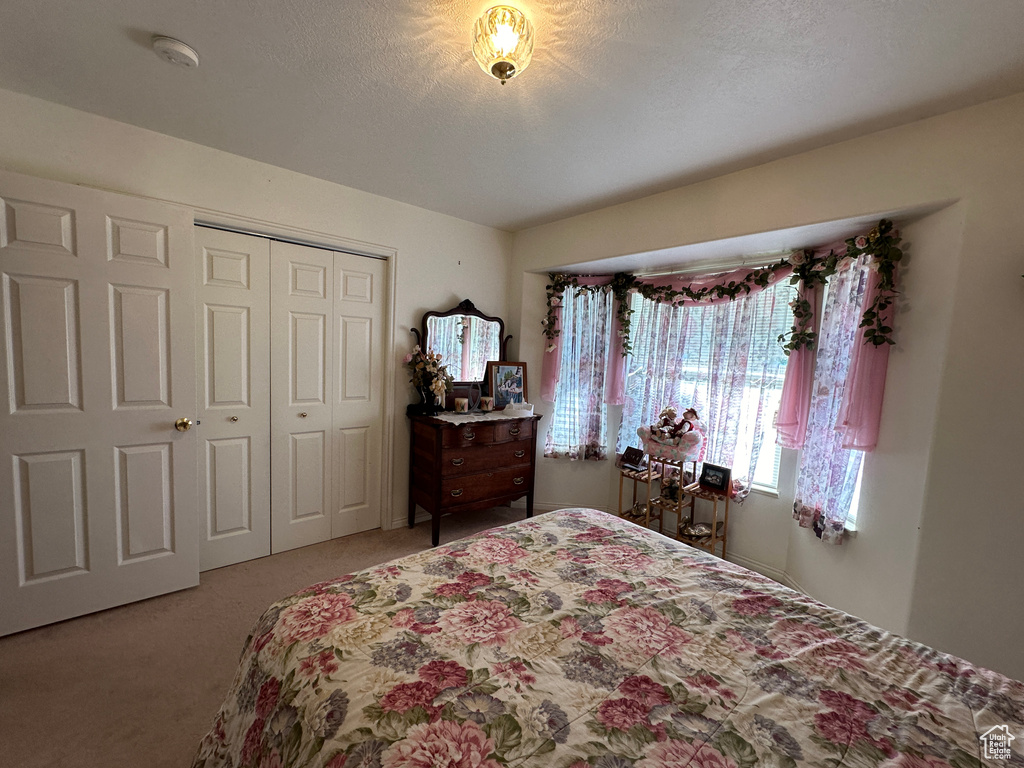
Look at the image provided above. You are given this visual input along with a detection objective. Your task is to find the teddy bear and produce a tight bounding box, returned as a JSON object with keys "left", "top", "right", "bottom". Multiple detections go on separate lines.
{"left": 650, "top": 406, "right": 700, "bottom": 445}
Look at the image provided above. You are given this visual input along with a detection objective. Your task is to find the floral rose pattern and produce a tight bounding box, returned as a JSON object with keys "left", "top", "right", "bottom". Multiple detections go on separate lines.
{"left": 194, "top": 509, "right": 1024, "bottom": 768}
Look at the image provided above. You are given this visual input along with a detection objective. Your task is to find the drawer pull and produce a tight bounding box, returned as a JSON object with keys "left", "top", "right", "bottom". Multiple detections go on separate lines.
{"left": 463, "top": 430, "right": 476, "bottom": 440}
{"left": 514, "top": 450, "right": 526, "bottom": 458}
{"left": 450, "top": 488, "right": 464, "bottom": 497}
{"left": 451, "top": 457, "right": 465, "bottom": 466}
{"left": 509, "top": 427, "right": 521, "bottom": 436}
{"left": 513, "top": 477, "right": 525, "bottom": 485}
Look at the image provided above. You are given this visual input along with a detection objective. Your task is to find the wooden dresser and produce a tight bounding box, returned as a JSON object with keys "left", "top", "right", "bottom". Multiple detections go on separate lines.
{"left": 408, "top": 414, "right": 542, "bottom": 546}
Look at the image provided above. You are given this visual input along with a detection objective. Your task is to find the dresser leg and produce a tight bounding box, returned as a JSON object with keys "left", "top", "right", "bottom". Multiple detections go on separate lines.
{"left": 431, "top": 513, "right": 440, "bottom": 547}
{"left": 526, "top": 492, "right": 534, "bottom": 518}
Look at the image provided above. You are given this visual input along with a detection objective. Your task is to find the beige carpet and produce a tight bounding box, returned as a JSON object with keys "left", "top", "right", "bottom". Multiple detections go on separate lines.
{"left": 0, "top": 508, "right": 527, "bottom": 768}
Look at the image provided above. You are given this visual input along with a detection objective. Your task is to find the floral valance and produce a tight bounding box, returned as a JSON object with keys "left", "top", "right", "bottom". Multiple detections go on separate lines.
{"left": 542, "top": 219, "right": 902, "bottom": 358}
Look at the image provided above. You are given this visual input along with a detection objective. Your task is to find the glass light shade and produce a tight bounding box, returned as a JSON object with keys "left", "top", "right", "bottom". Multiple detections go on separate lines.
{"left": 472, "top": 5, "right": 534, "bottom": 83}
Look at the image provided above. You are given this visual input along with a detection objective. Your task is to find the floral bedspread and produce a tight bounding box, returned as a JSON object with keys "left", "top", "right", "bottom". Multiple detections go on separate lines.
{"left": 193, "top": 509, "right": 1023, "bottom": 768}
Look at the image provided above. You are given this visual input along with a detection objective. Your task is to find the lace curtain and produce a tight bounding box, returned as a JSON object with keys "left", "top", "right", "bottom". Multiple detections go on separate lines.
{"left": 426, "top": 316, "right": 500, "bottom": 382}
{"left": 618, "top": 281, "right": 794, "bottom": 489}
{"left": 466, "top": 316, "right": 500, "bottom": 382}
{"left": 793, "top": 258, "right": 872, "bottom": 543}
{"left": 545, "top": 287, "right": 613, "bottom": 460}
{"left": 427, "top": 315, "right": 465, "bottom": 380}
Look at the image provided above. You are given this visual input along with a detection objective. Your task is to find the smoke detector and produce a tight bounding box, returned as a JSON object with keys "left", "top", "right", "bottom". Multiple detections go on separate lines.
{"left": 152, "top": 36, "right": 200, "bottom": 68}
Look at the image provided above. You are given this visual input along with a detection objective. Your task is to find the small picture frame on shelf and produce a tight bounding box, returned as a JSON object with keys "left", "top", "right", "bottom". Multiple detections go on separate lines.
{"left": 486, "top": 361, "right": 528, "bottom": 409}
{"left": 619, "top": 446, "right": 647, "bottom": 473}
{"left": 698, "top": 463, "right": 731, "bottom": 495}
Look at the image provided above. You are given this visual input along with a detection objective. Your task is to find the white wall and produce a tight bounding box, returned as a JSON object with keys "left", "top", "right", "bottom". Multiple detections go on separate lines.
{"left": 510, "top": 92, "right": 1024, "bottom": 680}
{"left": 0, "top": 86, "right": 513, "bottom": 532}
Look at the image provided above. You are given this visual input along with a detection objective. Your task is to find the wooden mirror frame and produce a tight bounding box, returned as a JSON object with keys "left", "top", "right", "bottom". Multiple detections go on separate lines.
{"left": 411, "top": 299, "right": 512, "bottom": 386}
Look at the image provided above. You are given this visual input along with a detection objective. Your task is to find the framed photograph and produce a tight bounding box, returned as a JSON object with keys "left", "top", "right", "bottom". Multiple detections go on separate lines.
{"left": 486, "top": 361, "right": 528, "bottom": 409}
{"left": 619, "top": 446, "right": 647, "bottom": 472}
{"left": 698, "top": 463, "right": 731, "bottom": 495}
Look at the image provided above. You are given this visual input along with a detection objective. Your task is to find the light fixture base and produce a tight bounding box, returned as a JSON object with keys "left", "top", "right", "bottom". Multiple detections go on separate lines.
{"left": 491, "top": 61, "right": 516, "bottom": 84}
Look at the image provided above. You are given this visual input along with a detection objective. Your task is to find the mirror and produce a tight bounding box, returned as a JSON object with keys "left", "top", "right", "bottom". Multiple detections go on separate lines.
{"left": 413, "top": 299, "right": 510, "bottom": 384}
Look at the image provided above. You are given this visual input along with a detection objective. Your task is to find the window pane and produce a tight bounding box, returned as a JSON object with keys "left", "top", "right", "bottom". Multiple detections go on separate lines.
{"left": 618, "top": 279, "right": 795, "bottom": 490}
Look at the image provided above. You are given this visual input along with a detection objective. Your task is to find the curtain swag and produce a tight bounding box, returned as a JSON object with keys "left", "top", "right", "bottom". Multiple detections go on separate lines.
{"left": 542, "top": 219, "right": 901, "bottom": 358}
{"left": 540, "top": 219, "right": 902, "bottom": 451}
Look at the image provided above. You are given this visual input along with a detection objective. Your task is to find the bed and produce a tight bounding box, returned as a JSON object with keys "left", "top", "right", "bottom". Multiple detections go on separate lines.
{"left": 193, "top": 508, "right": 1023, "bottom": 768}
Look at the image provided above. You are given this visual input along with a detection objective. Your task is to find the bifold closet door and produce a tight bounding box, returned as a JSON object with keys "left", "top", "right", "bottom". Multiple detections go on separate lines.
{"left": 269, "top": 241, "right": 385, "bottom": 552}
{"left": 332, "top": 251, "right": 385, "bottom": 538}
{"left": 270, "top": 241, "right": 334, "bottom": 552}
{"left": 195, "top": 227, "right": 271, "bottom": 571}
{"left": 0, "top": 168, "right": 197, "bottom": 635}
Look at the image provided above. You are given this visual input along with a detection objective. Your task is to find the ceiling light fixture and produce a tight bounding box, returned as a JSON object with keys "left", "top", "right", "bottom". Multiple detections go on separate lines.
{"left": 152, "top": 35, "right": 200, "bottom": 68}
{"left": 472, "top": 5, "right": 534, "bottom": 84}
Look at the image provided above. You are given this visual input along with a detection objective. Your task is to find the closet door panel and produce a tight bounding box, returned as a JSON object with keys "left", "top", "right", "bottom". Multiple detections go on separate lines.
{"left": 0, "top": 168, "right": 197, "bottom": 635}
{"left": 270, "top": 241, "right": 333, "bottom": 552}
{"left": 332, "top": 253, "right": 385, "bottom": 538}
{"left": 195, "top": 227, "right": 270, "bottom": 571}
{"left": 206, "top": 436, "right": 252, "bottom": 535}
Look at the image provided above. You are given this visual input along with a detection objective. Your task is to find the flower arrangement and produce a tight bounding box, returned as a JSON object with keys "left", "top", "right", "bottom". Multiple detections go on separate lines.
{"left": 403, "top": 345, "right": 453, "bottom": 405}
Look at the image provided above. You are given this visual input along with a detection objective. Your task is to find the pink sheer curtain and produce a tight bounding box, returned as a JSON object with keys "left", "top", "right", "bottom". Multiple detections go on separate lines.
{"left": 604, "top": 305, "right": 625, "bottom": 405}
{"left": 837, "top": 268, "right": 892, "bottom": 450}
{"left": 540, "top": 300, "right": 563, "bottom": 402}
{"left": 776, "top": 281, "right": 819, "bottom": 449}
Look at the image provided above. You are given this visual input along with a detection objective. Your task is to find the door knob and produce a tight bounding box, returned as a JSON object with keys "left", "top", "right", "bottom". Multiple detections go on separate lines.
{"left": 174, "top": 417, "right": 193, "bottom": 432}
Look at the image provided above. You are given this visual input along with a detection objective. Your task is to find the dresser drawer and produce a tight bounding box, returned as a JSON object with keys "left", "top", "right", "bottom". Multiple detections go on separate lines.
{"left": 441, "top": 466, "right": 532, "bottom": 507}
{"left": 441, "top": 423, "right": 496, "bottom": 448}
{"left": 440, "top": 441, "right": 531, "bottom": 477}
{"left": 494, "top": 419, "right": 533, "bottom": 442}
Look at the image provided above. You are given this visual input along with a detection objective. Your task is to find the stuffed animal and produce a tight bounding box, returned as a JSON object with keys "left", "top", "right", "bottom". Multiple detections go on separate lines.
{"left": 650, "top": 407, "right": 675, "bottom": 439}
{"left": 675, "top": 408, "right": 699, "bottom": 435}
{"left": 649, "top": 406, "right": 700, "bottom": 442}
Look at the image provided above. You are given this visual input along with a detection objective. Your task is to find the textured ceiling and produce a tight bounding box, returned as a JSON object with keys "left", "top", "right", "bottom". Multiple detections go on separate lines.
{"left": 1, "top": 1, "right": 1023, "bottom": 231}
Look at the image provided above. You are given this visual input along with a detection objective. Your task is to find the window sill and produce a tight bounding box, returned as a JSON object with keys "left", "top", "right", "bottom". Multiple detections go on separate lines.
{"left": 745, "top": 483, "right": 858, "bottom": 536}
